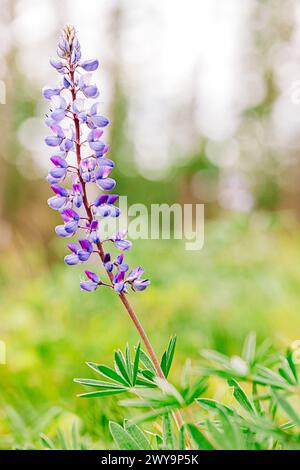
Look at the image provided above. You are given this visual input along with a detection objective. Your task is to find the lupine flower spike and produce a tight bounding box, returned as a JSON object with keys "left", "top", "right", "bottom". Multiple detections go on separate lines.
{"left": 44, "top": 25, "right": 149, "bottom": 295}
{"left": 44, "top": 26, "right": 184, "bottom": 432}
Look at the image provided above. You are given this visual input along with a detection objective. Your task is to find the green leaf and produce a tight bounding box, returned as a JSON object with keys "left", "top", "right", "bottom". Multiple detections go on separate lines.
{"left": 242, "top": 332, "right": 256, "bottom": 365}
{"left": 252, "top": 382, "right": 263, "bottom": 415}
{"left": 218, "top": 408, "right": 244, "bottom": 450}
{"left": 206, "top": 420, "right": 227, "bottom": 449}
{"left": 187, "top": 424, "right": 214, "bottom": 450}
{"left": 228, "top": 378, "right": 255, "bottom": 414}
{"left": 253, "top": 366, "right": 291, "bottom": 390}
{"left": 125, "top": 344, "right": 133, "bottom": 384}
{"left": 109, "top": 421, "right": 140, "bottom": 450}
{"left": 202, "top": 350, "right": 232, "bottom": 368}
{"left": 162, "top": 413, "right": 174, "bottom": 450}
{"left": 184, "top": 378, "right": 207, "bottom": 404}
{"left": 161, "top": 352, "right": 167, "bottom": 377}
{"left": 278, "top": 366, "right": 295, "bottom": 386}
{"left": 286, "top": 349, "right": 298, "bottom": 383}
{"left": 179, "top": 426, "right": 185, "bottom": 450}
{"left": 74, "top": 378, "right": 126, "bottom": 389}
{"left": 124, "top": 421, "right": 152, "bottom": 450}
{"left": 156, "top": 434, "right": 163, "bottom": 449}
{"left": 133, "top": 343, "right": 141, "bottom": 386}
{"left": 57, "top": 428, "right": 67, "bottom": 450}
{"left": 40, "top": 433, "right": 55, "bottom": 450}
{"left": 135, "top": 377, "right": 156, "bottom": 388}
{"left": 86, "top": 362, "right": 129, "bottom": 387}
{"left": 166, "top": 336, "right": 177, "bottom": 377}
{"left": 115, "top": 350, "right": 131, "bottom": 385}
{"left": 197, "top": 398, "right": 235, "bottom": 416}
{"left": 71, "top": 423, "right": 79, "bottom": 450}
{"left": 78, "top": 388, "right": 126, "bottom": 398}
{"left": 141, "top": 370, "right": 156, "bottom": 382}
{"left": 139, "top": 350, "right": 156, "bottom": 374}
{"left": 271, "top": 389, "right": 300, "bottom": 427}
{"left": 130, "top": 407, "right": 175, "bottom": 424}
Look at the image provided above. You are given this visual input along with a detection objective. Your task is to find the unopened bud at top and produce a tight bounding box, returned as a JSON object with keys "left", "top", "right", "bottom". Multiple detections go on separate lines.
{"left": 57, "top": 24, "right": 81, "bottom": 64}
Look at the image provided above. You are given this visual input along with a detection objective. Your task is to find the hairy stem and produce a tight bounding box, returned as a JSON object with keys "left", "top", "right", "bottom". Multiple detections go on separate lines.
{"left": 69, "top": 67, "right": 184, "bottom": 432}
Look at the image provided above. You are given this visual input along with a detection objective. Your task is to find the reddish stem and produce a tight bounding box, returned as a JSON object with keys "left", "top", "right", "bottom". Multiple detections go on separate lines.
{"left": 69, "top": 66, "right": 183, "bottom": 430}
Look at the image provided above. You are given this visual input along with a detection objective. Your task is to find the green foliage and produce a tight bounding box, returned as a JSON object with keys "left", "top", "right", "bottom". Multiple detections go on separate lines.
{"left": 97, "top": 334, "right": 300, "bottom": 450}
{"left": 3, "top": 216, "right": 300, "bottom": 449}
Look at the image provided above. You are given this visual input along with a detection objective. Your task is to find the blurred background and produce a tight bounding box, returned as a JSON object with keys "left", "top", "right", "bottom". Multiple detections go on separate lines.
{"left": 1, "top": 0, "right": 300, "bottom": 449}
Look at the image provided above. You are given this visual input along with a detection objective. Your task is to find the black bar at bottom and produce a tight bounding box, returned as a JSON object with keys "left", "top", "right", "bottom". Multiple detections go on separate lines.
{"left": 0, "top": 449, "right": 298, "bottom": 465}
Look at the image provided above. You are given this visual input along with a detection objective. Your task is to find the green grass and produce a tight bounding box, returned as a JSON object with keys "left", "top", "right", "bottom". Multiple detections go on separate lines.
{"left": 1, "top": 212, "right": 300, "bottom": 449}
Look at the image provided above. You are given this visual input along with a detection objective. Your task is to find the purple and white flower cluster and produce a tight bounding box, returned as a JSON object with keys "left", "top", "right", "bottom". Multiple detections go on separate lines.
{"left": 44, "top": 25, "right": 149, "bottom": 294}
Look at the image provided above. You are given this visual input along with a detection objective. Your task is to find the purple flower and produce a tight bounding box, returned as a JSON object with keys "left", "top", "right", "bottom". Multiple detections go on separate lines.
{"left": 45, "top": 25, "right": 150, "bottom": 296}
{"left": 111, "top": 231, "right": 132, "bottom": 251}
{"left": 80, "top": 59, "right": 99, "bottom": 71}
{"left": 113, "top": 270, "right": 127, "bottom": 293}
{"left": 132, "top": 279, "right": 150, "bottom": 291}
{"left": 48, "top": 183, "right": 69, "bottom": 210}
{"left": 114, "top": 254, "right": 129, "bottom": 272}
{"left": 80, "top": 271, "right": 101, "bottom": 291}
{"left": 72, "top": 181, "right": 83, "bottom": 208}
{"left": 87, "top": 129, "right": 105, "bottom": 152}
{"left": 94, "top": 193, "right": 120, "bottom": 217}
{"left": 49, "top": 58, "right": 67, "bottom": 73}
{"left": 56, "top": 25, "right": 81, "bottom": 63}
{"left": 47, "top": 153, "right": 68, "bottom": 183}
{"left": 55, "top": 208, "right": 79, "bottom": 237}
{"left": 95, "top": 165, "right": 116, "bottom": 191}
{"left": 64, "top": 239, "right": 93, "bottom": 265}
{"left": 78, "top": 74, "right": 99, "bottom": 98}
{"left": 88, "top": 103, "right": 109, "bottom": 129}
{"left": 50, "top": 96, "right": 68, "bottom": 122}
{"left": 126, "top": 266, "right": 150, "bottom": 291}
{"left": 45, "top": 120, "right": 64, "bottom": 147}
{"left": 42, "top": 84, "right": 61, "bottom": 100}
{"left": 103, "top": 253, "right": 113, "bottom": 272}
{"left": 72, "top": 99, "right": 109, "bottom": 130}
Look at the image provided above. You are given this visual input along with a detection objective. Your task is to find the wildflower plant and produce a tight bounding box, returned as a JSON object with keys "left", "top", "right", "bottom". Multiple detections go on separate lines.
{"left": 42, "top": 26, "right": 300, "bottom": 451}
{"left": 44, "top": 24, "right": 184, "bottom": 433}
